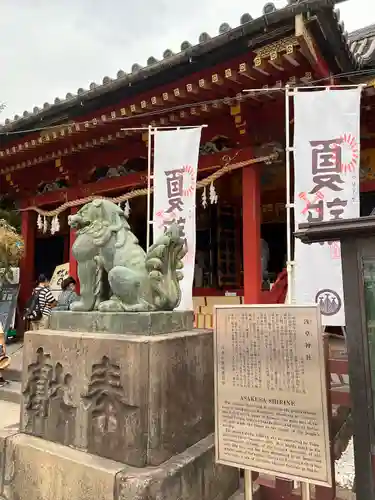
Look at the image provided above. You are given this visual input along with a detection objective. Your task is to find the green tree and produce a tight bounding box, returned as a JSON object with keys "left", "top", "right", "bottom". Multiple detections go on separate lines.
{"left": 0, "top": 103, "right": 21, "bottom": 233}
{"left": 0, "top": 208, "right": 20, "bottom": 232}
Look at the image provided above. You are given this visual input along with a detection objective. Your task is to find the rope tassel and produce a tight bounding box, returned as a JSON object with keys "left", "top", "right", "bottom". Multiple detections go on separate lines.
{"left": 201, "top": 187, "right": 207, "bottom": 209}
{"left": 37, "top": 214, "right": 43, "bottom": 231}
{"left": 50, "top": 215, "right": 60, "bottom": 234}
{"left": 124, "top": 200, "right": 131, "bottom": 218}
{"left": 209, "top": 182, "right": 218, "bottom": 204}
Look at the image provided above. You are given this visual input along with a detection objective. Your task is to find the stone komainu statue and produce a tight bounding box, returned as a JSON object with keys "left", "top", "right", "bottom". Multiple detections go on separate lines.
{"left": 68, "top": 199, "right": 187, "bottom": 312}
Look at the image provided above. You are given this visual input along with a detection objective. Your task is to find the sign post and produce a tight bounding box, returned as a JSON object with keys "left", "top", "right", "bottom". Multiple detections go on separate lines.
{"left": 0, "top": 281, "right": 20, "bottom": 336}
{"left": 214, "top": 304, "right": 332, "bottom": 498}
{"left": 296, "top": 216, "right": 375, "bottom": 500}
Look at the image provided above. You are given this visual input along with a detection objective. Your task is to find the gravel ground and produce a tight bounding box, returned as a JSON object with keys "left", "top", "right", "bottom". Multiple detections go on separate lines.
{"left": 335, "top": 437, "right": 355, "bottom": 490}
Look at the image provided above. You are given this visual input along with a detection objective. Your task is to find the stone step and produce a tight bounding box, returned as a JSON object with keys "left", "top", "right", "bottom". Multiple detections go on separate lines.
{"left": 6, "top": 366, "right": 22, "bottom": 382}
{"left": 0, "top": 381, "right": 21, "bottom": 405}
{"left": 5, "top": 342, "right": 23, "bottom": 382}
{"left": 0, "top": 400, "right": 20, "bottom": 430}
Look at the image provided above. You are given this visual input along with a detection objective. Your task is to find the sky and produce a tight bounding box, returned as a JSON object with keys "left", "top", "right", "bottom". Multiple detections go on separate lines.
{"left": 0, "top": 0, "right": 374, "bottom": 121}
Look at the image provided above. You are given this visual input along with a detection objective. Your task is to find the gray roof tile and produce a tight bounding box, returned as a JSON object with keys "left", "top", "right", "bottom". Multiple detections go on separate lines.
{"left": 349, "top": 24, "right": 375, "bottom": 67}
{"left": 0, "top": 0, "right": 361, "bottom": 130}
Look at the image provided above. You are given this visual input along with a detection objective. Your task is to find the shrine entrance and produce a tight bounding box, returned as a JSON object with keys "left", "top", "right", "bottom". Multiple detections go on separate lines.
{"left": 34, "top": 235, "right": 66, "bottom": 282}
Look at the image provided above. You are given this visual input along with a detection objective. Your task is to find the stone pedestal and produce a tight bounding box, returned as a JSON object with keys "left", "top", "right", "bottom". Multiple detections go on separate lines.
{"left": 1, "top": 311, "right": 238, "bottom": 500}
{"left": 1, "top": 434, "right": 237, "bottom": 500}
{"left": 49, "top": 310, "right": 194, "bottom": 336}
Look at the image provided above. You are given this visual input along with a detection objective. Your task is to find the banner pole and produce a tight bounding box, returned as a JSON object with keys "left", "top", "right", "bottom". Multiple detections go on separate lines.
{"left": 301, "top": 482, "right": 311, "bottom": 500}
{"left": 285, "top": 85, "right": 293, "bottom": 305}
{"left": 146, "top": 125, "right": 153, "bottom": 252}
{"left": 244, "top": 470, "right": 253, "bottom": 500}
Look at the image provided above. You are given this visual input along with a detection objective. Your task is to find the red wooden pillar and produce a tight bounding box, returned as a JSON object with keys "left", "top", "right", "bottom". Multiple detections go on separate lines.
{"left": 19, "top": 210, "right": 36, "bottom": 308}
{"left": 242, "top": 164, "right": 262, "bottom": 304}
{"left": 69, "top": 207, "right": 79, "bottom": 288}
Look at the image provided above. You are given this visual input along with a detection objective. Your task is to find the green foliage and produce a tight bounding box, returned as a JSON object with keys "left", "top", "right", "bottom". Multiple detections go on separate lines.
{"left": 0, "top": 219, "right": 24, "bottom": 280}
{"left": 0, "top": 209, "right": 21, "bottom": 233}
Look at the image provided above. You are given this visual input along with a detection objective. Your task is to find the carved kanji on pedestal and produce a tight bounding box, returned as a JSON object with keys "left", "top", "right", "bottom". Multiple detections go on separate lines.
{"left": 23, "top": 347, "right": 76, "bottom": 445}
{"left": 82, "top": 355, "right": 140, "bottom": 463}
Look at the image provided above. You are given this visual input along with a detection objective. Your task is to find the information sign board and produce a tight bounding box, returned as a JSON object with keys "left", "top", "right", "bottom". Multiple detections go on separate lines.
{"left": 214, "top": 304, "right": 332, "bottom": 486}
{"left": 50, "top": 263, "right": 69, "bottom": 299}
{"left": 0, "top": 283, "right": 19, "bottom": 333}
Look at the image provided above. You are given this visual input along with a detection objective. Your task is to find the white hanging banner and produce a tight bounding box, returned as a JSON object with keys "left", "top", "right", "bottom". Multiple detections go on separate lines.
{"left": 293, "top": 88, "right": 361, "bottom": 326}
{"left": 153, "top": 127, "right": 202, "bottom": 311}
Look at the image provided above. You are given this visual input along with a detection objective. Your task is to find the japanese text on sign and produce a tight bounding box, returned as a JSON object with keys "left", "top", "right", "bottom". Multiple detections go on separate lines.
{"left": 214, "top": 305, "right": 332, "bottom": 486}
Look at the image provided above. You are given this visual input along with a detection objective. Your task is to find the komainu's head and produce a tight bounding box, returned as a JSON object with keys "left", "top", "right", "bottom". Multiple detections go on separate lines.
{"left": 68, "top": 199, "right": 128, "bottom": 231}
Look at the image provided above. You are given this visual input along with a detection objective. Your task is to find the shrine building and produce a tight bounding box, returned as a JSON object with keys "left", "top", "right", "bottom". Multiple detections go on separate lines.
{"left": 0, "top": 0, "right": 375, "bottom": 326}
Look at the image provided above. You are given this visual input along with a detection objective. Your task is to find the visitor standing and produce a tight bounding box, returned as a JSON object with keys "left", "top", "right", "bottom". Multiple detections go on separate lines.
{"left": 24, "top": 274, "right": 56, "bottom": 330}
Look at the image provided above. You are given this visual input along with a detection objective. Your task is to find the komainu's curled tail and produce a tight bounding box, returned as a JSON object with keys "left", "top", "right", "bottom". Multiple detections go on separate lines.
{"left": 145, "top": 223, "right": 187, "bottom": 310}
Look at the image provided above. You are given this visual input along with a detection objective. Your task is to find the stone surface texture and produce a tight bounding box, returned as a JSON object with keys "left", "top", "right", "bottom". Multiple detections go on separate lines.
{"left": 8, "top": 312, "right": 238, "bottom": 500}
{"left": 50, "top": 310, "right": 194, "bottom": 335}
{"left": 21, "top": 326, "right": 214, "bottom": 467}
{"left": 1, "top": 433, "right": 124, "bottom": 500}
{"left": 114, "top": 435, "right": 238, "bottom": 500}
{"left": 0, "top": 433, "right": 238, "bottom": 500}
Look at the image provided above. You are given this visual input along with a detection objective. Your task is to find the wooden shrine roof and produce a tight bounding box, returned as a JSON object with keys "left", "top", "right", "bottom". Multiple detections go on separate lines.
{"left": 349, "top": 24, "right": 375, "bottom": 68}
{"left": 0, "top": 0, "right": 354, "bottom": 133}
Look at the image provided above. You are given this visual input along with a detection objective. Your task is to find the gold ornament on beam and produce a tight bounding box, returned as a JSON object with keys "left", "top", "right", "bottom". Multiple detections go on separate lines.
{"left": 230, "top": 103, "right": 247, "bottom": 136}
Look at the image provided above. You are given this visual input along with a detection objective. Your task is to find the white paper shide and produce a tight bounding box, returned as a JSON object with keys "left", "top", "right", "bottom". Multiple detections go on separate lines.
{"left": 293, "top": 88, "right": 361, "bottom": 326}
{"left": 153, "top": 128, "right": 202, "bottom": 311}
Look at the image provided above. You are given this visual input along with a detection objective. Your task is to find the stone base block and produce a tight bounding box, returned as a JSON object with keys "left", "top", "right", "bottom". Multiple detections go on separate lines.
{"left": 1, "top": 433, "right": 239, "bottom": 500}
{"left": 49, "top": 311, "right": 194, "bottom": 335}
{"left": 21, "top": 328, "right": 214, "bottom": 467}
{"left": 1, "top": 432, "right": 124, "bottom": 500}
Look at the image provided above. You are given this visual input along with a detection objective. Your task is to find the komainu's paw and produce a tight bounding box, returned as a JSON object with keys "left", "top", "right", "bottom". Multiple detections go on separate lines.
{"left": 98, "top": 299, "right": 124, "bottom": 312}
{"left": 121, "top": 300, "right": 153, "bottom": 312}
{"left": 70, "top": 300, "right": 91, "bottom": 312}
